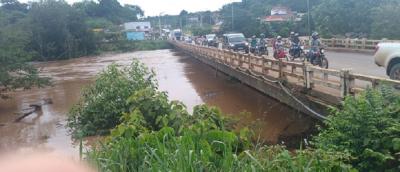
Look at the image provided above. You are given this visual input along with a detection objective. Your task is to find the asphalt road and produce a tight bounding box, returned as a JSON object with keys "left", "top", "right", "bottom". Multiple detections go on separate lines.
{"left": 325, "top": 50, "right": 387, "bottom": 78}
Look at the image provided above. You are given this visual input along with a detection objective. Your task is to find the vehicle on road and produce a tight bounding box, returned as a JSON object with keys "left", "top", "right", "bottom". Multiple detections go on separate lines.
{"left": 184, "top": 36, "right": 192, "bottom": 43}
{"left": 273, "top": 48, "right": 289, "bottom": 60}
{"left": 307, "top": 48, "right": 329, "bottom": 69}
{"left": 250, "top": 42, "right": 268, "bottom": 56}
{"left": 257, "top": 42, "right": 268, "bottom": 56}
{"left": 222, "top": 33, "right": 249, "bottom": 53}
{"left": 171, "top": 29, "right": 182, "bottom": 41}
{"left": 289, "top": 44, "right": 305, "bottom": 61}
{"left": 374, "top": 43, "right": 400, "bottom": 80}
{"left": 205, "top": 34, "right": 218, "bottom": 47}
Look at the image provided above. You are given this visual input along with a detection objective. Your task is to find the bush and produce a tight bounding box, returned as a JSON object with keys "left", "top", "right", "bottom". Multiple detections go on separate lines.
{"left": 314, "top": 86, "right": 400, "bottom": 171}
{"left": 85, "top": 70, "right": 353, "bottom": 171}
{"left": 68, "top": 60, "right": 156, "bottom": 136}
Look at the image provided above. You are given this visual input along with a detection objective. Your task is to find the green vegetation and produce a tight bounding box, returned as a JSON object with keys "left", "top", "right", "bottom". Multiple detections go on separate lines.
{"left": 69, "top": 60, "right": 400, "bottom": 171}
{"left": 314, "top": 86, "right": 400, "bottom": 171}
{"left": 68, "top": 61, "right": 355, "bottom": 171}
{"left": 216, "top": 0, "right": 400, "bottom": 39}
{"left": 0, "top": 3, "right": 50, "bottom": 98}
{"left": 68, "top": 60, "right": 156, "bottom": 136}
{"left": 89, "top": 126, "right": 352, "bottom": 172}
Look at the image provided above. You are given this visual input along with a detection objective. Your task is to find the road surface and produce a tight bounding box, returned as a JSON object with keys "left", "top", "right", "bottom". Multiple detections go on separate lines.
{"left": 326, "top": 50, "right": 387, "bottom": 78}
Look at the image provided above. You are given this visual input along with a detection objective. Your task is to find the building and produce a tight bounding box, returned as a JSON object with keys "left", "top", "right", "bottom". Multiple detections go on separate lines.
{"left": 123, "top": 21, "right": 152, "bottom": 40}
{"left": 262, "top": 6, "right": 302, "bottom": 23}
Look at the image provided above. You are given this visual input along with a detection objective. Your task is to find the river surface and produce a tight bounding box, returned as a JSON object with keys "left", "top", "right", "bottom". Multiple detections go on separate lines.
{"left": 0, "top": 49, "right": 315, "bottom": 157}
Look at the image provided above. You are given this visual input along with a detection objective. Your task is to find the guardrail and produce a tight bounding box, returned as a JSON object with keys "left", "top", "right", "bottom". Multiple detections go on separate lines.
{"left": 172, "top": 41, "right": 400, "bottom": 101}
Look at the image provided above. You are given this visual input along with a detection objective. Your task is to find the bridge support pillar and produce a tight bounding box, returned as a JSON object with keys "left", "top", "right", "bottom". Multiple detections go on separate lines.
{"left": 305, "top": 65, "right": 314, "bottom": 89}
{"left": 340, "top": 69, "right": 354, "bottom": 98}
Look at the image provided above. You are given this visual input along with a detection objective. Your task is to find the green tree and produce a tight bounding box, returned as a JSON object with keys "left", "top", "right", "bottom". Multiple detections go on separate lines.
{"left": 0, "top": 0, "right": 28, "bottom": 12}
{"left": 370, "top": 1, "right": 400, "bottom": 39}
{"left": 29, "top": 0, "right": 96, "bottom": 60}
{"left": 68, "top": 61, "right": 157, "bottom": 136}
{"left": 0, "top": 10, "right": 49, "bottom": 98}
{"left": 314, "top": 87, "right": 400, "bottom": 171}
{"left": 179, "top": 10, "right": 188, "bottom": 28}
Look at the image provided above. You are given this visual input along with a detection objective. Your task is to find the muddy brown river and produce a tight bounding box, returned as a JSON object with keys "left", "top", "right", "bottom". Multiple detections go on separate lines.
{"left": 0, "top": 49, "right": 315, "bottom": 157}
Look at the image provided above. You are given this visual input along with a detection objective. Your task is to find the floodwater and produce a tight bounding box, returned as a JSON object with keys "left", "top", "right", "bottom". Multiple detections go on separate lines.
{"left": 0, "top": 49, "right": 315, "bottom": 157}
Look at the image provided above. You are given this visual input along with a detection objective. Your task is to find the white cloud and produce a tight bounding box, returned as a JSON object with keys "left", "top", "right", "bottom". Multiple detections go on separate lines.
{"left": 21, "top": 0, "right": 236, "bottom": 16}
{"left": 120, "top": 0, "right": 234, "bottom": 16}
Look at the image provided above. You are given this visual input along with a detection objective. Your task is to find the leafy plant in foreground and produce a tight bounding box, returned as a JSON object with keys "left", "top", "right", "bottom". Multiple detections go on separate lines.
{"left": 314, "top": 86, "right": 400, "bottom": 171}
{"left": 68, "top": 60, "right": 156, "bottom": 136}
{"left": 89, "top": 126, "right": 353, "bottom": 172}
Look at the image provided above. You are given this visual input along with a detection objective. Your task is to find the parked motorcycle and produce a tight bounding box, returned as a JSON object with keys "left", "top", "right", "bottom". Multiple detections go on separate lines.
{"left": 288, "top": 44, "right": 305, "bottom": 61}
{"left": 307, "top": 48, "right": 329, "bottom": 69}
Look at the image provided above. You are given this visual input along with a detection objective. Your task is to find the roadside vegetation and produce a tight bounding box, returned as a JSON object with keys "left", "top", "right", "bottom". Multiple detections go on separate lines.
{"left": 67, "top": 60, "right": 398, "bottom": 171}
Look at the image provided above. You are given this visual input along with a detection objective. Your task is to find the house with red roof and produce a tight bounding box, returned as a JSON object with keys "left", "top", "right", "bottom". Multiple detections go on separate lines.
{"left": 262, "top": 6, "right": 302, "bottom": 22}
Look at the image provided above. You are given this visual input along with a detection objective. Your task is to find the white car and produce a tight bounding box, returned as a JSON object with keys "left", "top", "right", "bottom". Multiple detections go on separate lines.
{"left": 374, "top": 43, "right": 400, "bottom": 80}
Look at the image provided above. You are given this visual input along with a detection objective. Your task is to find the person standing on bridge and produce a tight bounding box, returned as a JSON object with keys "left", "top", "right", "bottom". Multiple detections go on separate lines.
{"left": 309, "top": 32, "right": 323, "bottom": 62}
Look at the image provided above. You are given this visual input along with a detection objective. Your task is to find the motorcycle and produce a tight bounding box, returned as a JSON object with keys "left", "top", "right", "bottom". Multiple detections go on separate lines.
{"left": 289, "top": 43, "right": 305, "bottom": 61}
{"left": 249, "top": 45, "right": 257, "bottom": 54}
{"left": 257, "top": 43, "right": 268, "bottom": 56}
{"left": 273, "top": 48, "right": 289, "bottom": 61}
{"left": 307, "top": 48, "right": 329, "bottom": 69}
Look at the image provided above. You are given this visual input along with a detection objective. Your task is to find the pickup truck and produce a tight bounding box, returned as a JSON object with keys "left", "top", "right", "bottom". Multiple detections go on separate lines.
{"left": 374, "top": 43, "right": 400, "bottom": 80}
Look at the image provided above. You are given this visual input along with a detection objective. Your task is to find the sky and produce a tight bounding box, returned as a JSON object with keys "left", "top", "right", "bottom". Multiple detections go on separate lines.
{"left": 120, "top": 0, "right": 237, "bottom": 16}
{"left": 20, "top": 0, "right": 238, "bottom": 16}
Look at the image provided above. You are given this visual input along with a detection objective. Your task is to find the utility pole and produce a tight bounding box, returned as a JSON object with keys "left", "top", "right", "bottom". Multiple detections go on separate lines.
{"left": 159, "top": 12, "right": 165, "bottom": 39}
{"left": 200, "top": 14, "right": 203, "bottom": 27}
{"left": 307, "top": 0, "right": 311, "bottom": 39}
{"left": 231, "top": 3, "right": 234, "bottom": 31}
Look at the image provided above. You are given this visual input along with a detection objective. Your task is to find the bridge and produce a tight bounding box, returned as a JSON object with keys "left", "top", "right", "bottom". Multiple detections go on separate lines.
{"left": 171, "top": 40, "right": 400, "bottom": 120}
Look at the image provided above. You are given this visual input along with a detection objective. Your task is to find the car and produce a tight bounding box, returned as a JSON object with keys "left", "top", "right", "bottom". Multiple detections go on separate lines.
{"left": 205, "top": 34, "right": 218, "bottom": 47}
{"left": 183, "top": 36, "right": 193, "bottom": 44}
{"left": 374, "top": 42, "right": 400, "bottom": 80}
{"left": 222, "top": 33, "right": 249, "bottom": 53}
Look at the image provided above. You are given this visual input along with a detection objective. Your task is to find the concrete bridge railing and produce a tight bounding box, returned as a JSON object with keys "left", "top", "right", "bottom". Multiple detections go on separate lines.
{"left": 172, "top": 41, "right": 400, "bottom": 119}
{"left": 280, "top": 38, "right": 400, "bottom": 52}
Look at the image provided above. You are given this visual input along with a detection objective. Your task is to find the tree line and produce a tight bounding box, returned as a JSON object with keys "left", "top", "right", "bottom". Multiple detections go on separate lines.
{"left": 158, "top": 0, "right": 400, "bottom": 39}
{"left": 0, "top": 0, "right": 143, "bottom": 98}
{"left": 219, "top": 0, "right": 400, "bottom": 39}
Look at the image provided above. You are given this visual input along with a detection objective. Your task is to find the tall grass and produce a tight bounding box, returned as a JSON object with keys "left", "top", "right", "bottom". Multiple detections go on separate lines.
{"left": 88, "top": 127, "right": 353, "bottom": 172}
